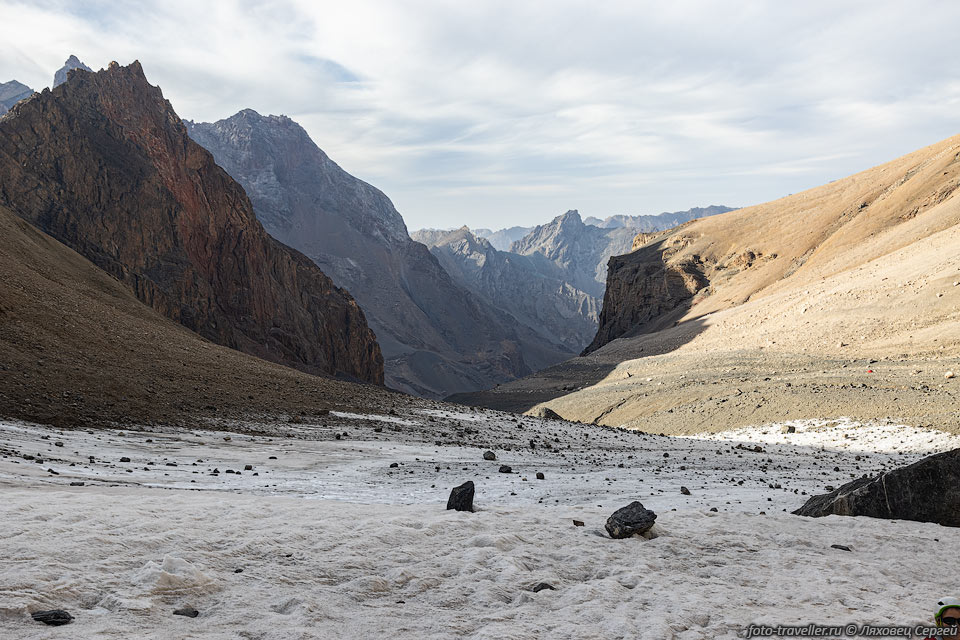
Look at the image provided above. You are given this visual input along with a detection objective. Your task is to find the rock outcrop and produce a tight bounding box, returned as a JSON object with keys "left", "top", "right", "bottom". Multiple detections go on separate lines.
{"left": 186, "top": 109, "right": 553, "bottom": 397}
{"left": 605, "top": 501, "right": 657, "bottom": 538}
{"left": 0, "top": 80, "right": 33, "bottom": 115}
{"left": 53, "top": 54, "right": 92, "bottom": 87}
{"left": 584, "top": 232, "right": 709, "bottom": 353}
{"left": 793, "top": 449, "right": 960, "bottom": 526}
{"left": 0, "top": 61, "right": 382, "bottom": 383}
{"left": 413, "top": 226, "right": 600, "bottom": 353}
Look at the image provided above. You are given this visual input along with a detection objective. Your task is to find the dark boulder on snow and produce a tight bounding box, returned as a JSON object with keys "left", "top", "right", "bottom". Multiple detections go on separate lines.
{"left": 173, "top": 606, "right": 199, "bottom": 618}
{"left": 482, "top": 450, "right": 496, "bottom": 461}
{"left": 793, "top": 448, "right": 960, "bottom": 526}
{"left": 31, "top": 610, "right": 73, "bottom": 626}
{"left": 446, "top": 481, "right": 475, "bottom": 512}
{"left": 605, "top": 501, "right": 657, "bottom": 539}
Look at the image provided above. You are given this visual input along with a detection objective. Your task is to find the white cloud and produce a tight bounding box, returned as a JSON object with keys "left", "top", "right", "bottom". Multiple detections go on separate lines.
{"left": 1, "top": 0, "right": 959, "bottom": 229}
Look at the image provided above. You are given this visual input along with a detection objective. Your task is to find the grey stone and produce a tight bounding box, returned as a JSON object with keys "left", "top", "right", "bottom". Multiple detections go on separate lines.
{"left": 446, "top": 481, "right": 475, "bottom": 512}
{"left": 605, "top": 501, "right": 657, "bottom": 539}
{"left": 31, "top": 610, "right": 73, "bottom": 626}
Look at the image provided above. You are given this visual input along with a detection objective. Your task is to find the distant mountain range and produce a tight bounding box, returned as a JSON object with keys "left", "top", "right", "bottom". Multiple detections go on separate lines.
{"left": 0, "top": 54, "right": 736, "bottom": 400}
{"left": 186, "top": 110, "right": 572, "bottom": 398}
{"left": 412, "top": 226, "right": 600, "bottom": 354}
{"left": 413, "top": 207, "right": 734, "bottom": 354}
{"left": 583, "top": 206, "right": 735, "bottom": 230}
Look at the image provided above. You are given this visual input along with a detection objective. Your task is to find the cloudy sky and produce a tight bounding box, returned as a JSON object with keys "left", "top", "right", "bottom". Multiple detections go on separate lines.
{"left": 2, "top": 1, "right": 960, "bottom": 230}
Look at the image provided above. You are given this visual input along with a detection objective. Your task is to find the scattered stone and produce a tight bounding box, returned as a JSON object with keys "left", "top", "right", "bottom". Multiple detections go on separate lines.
{"left": 709, "top": 507, "right": 718, "bottom": 512}
{"left": 446, "top": 481, "right": 475, "bottom": 512}
{"left": 572, "top": 519, "right": 585, "bottom": 527}
{"left": 119, "top": 457, "right": 131, "bottom": 463}
{"left": 680, "top": 486, "right": 690, "bottom": 495}
{"left": 831, "top": 544, "right": 852, "bottom": 552}
{"left": 244, "top": 465, "right": 253, "bottom": 471}
{"left": 532, "top": 582, "right": 556, "bottom": 593}
{"left": 946, "top": 371, "right": 955, "bottom": 379}
{"left": 389, "top": 462, "right": 399, "bottom": 468}
{"left": 781, "top": 425, "right": 796, "bottom": 434}
{"left": 498, "top": 465, "right": 512, "bottom": 474}
{"left": 173, "top": 606, "right": 199, "bottom": 618}
{"left": 31, "top": 610, "right": 73, "bottom": 626}
{"left": 536, "top": 472, "right": 545, "bottom": 480}
{"left": 482, "top": 450, "right": 496, "bottom": 461}
{"left": 54, "top": 441, "right": 64, "bottom": 447}
{"left": 605, "top": 501, "right": 657, "bottom": 539}
{"left": 69, "top": 481, "right": 85, "bottom": 487}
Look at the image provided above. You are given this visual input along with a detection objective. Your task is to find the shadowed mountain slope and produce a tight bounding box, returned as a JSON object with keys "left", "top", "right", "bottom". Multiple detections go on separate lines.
{"left": 0, "top": 205, "right": 405, "bottom": 428}
{"left": 453, "top": 135, "right": 960, "bottom": 432}
{"left": 186, "top": 110, "right": 569, "bottom": 397}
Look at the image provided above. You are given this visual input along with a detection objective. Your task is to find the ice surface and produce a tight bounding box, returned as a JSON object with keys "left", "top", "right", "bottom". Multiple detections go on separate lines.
{"left": 1, "top": 411, "right": 957, "bottom": 638}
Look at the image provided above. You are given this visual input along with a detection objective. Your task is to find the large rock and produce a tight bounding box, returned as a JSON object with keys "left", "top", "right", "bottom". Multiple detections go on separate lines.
{"left": 31, "top": 610, "right": 73, "bottom": 626}
{"left": 793, "top": 449, "right": 960, "bottom": 526}
{"left": 185, "top": 110, "right": 556, "bottom": 398}
{"left": 584, "top": 207, "right": 735, "bottom": 231}
{"left": 446, "top": 481, "right": 475, "bottom": 512}
{"left": 605, "top": 501, "right": 657, "bottom": 539}
{"left": 0, "top": 61, "right": 383, "bottom": 383}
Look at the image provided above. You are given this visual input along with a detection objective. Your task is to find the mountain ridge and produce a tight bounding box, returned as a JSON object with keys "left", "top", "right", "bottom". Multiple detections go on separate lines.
{"left": 0, "top": 60, "right": 383, "bottom": 383}
{"left": 186, "top": 108, "right": 572, "bottom": 397}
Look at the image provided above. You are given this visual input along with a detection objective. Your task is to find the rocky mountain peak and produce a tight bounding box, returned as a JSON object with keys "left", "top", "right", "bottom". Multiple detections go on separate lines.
{"left": 53, "top": 54, "right": 93, "bottom": 87}
{"left": 556, "top": 209, "right": 583, "bottom": 227}
{"left": 0, "top": 59, "right": 383, "bottom": 383}
{"left": 186, "top": 109, "right": 409, "bottom": 245}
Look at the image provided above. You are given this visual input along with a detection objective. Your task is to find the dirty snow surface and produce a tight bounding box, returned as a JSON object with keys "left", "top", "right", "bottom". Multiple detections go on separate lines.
{"left": 1, "top": 408, "right": 958, "bottom": 639}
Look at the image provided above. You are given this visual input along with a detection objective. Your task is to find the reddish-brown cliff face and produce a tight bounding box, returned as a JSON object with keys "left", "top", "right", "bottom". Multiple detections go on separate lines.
{"left": 0, "top": 61, "right": 383, "bottom": 383}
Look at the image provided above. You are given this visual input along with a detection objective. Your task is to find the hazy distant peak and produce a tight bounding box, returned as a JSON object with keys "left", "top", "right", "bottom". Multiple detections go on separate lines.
{"left": 0, "top": 80, "right": 34, "bottom": 115}
{"left": 53, "top": 55, "right": 92, "bottom": 87}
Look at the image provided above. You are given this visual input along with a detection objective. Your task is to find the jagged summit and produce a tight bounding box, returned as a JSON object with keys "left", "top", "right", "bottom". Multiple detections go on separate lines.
{"left": 53, "top": 54, "right": 93, "bottom": 87}
{"left": 0, "top": 59, "right": 383, "bottom": 383}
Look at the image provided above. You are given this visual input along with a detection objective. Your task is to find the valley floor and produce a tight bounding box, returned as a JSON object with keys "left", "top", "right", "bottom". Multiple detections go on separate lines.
{"left": 1, "top": 410, "right": 957, "bottom": 639}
